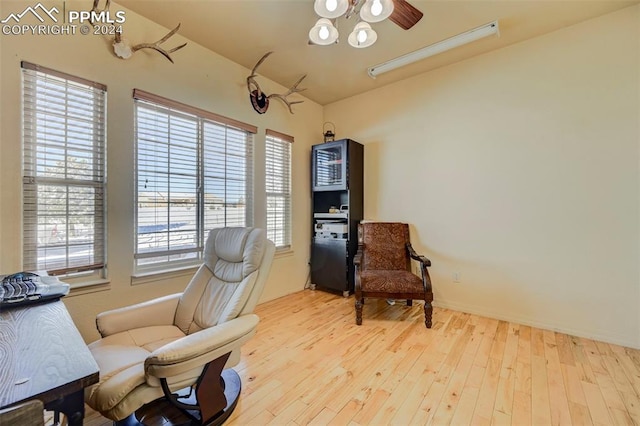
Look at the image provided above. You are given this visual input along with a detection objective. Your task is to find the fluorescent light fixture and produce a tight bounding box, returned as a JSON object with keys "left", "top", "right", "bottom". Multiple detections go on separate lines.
{"left": 367, "top": 21, "right": 500, "bottom": 78}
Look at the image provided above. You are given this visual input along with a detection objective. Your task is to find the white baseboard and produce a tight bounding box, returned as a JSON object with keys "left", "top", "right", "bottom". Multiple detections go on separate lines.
{"left": 432, "top": 300, "right": 639, "bottom": 349}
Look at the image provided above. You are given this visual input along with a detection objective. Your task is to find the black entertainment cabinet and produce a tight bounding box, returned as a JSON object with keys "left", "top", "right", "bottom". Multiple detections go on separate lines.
{"left": 310, "top": 139, "right": 363, "bottom": 297}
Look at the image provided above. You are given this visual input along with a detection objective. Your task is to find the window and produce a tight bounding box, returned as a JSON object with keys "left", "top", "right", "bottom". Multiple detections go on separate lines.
{"left": 133, "top": 90, "right": 256, "bottom": 272}
{"left": 265, "top": 130, "right": 292, "bottom": 249}
{"left": 22, "top": 62, "right": 107, "bottom": 276}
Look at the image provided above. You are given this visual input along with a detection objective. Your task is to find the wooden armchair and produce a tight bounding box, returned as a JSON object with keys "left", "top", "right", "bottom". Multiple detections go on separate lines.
{"left": 353, "top": 222, "right": 433, "bottom": 328}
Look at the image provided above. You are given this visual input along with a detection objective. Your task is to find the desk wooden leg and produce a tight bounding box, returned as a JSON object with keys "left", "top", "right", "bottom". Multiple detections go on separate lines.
{"left": 46, "top": 389, "right": 85, "bottom": 426}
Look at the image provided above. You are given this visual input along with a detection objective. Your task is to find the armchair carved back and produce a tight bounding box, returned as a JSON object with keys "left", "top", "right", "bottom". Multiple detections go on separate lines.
{"left": 358, "top": 222, "right": 411, "bottom": 271}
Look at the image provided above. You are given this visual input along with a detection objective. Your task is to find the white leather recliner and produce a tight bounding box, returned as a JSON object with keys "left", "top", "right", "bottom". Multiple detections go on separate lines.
{"left": 85, "top": 227, "right": 275, "bottom": 424}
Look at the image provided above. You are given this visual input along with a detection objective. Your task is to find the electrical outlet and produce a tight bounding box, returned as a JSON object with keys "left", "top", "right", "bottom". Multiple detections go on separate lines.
{"left": 453, "top": 271, "right": 461, "bottom": 283}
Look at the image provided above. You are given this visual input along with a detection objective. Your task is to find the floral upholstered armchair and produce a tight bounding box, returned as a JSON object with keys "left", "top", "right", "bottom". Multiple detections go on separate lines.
{"left": 353, "top": 222, "right": 433, "bottom": 328}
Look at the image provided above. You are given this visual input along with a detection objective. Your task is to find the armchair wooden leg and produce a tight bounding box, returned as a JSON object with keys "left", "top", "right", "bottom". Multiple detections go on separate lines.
{"left": 424, "top": 301, "right": 433, "bottom": 329}
{"left": 406, "top": 300, "right": 413, "bottom": 307}
{"left": 355, "top": 298, "right": 363, "bottom": 325}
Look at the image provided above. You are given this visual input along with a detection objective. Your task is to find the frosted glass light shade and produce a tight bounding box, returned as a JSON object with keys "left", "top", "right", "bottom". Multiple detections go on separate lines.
{"left": 359, "top": 0, "right": 394, "bottom": 23}
{"left": 348, "top": 22, "right": 377, "bottom": 48}
{"left": 314, "top": 0, "right": 349, "bottom": 19}
{"left": 309, "top": 18, "right": 339, "bottom": 45}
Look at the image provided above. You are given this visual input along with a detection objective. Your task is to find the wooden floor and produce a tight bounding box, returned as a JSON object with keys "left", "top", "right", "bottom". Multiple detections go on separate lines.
{"left": 78, "top": 289, "right": 640, "bottom": 425}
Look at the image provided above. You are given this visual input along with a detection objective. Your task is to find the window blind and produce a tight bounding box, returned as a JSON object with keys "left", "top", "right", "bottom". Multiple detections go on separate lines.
{"left": 134, "top": 91, "right": 255, "bottom": 271}
{"left": 22, "top": 62, "right": 107, "bottom": 275}
{"left": 265, "top": 130, "right": 292, "bottom": 249}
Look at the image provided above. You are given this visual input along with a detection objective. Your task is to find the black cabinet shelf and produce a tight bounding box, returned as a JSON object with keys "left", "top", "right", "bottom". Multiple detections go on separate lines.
{"left": 310, "top": 139, "right": 363, "bottom": 297}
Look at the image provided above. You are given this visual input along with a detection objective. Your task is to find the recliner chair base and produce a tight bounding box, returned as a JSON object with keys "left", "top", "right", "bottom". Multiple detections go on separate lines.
{"left": 116, "top": 364, "right": 241, "bottom": 426}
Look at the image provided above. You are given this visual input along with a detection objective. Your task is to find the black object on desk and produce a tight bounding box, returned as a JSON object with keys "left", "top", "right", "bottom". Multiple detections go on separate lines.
{"left": 0, "top": 272, "right": 70, "bottom": 308}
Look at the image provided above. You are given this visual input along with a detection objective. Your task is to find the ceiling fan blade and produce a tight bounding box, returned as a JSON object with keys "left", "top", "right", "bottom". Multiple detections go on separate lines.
{"left": 389, "top": 0, "right": 423, "bottom": 30}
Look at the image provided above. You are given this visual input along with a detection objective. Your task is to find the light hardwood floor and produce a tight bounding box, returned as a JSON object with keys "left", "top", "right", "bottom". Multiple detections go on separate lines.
{"left": 80, "top": 289, "right": 640, "bottom": 425}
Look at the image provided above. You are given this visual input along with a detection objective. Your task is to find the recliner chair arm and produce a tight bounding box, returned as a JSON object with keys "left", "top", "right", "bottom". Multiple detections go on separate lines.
{"left": 96, "top": 293, "right": 182, "bottom": 337}
{"left": 145, "top": 314, "right": 260, "bottom": 380}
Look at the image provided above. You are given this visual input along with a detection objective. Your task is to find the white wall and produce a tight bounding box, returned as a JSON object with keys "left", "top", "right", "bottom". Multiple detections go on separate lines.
{"left": 0, "top": 1, "right": 322, "bottom": 341}
{"left": 2, "top": 2, "right": 639, "bottom": 348}
{"left": 637, "top": 5, "right": 640, "bottom": 349}
{"left": 325, "top": 6, "right": 640, "bottom": 348}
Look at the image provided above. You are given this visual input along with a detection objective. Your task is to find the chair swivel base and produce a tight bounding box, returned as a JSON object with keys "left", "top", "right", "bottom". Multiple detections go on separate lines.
{"left": 117, "top": 369, "right": 242, "bottom": 426}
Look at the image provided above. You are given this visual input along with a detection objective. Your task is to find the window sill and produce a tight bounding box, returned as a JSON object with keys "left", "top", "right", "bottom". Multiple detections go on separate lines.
{"left": 274, "top": 248, "right": 294, "bottom": 259}
{"left": 67, "top": 278, "right": 111, "bottom": 297}
{"left": 131, "top": 266, "right": 200, "bottom": 286}
{"left": 130, "top": 248, "right": 293, "bottom": 285}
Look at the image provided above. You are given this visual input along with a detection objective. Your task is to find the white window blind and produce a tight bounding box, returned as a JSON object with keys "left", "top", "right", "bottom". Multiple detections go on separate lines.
{"left": 265, "top": 130, "right": 292, "bottom": 249}
{"left": 22, "top": 62, "right": 107, "bottom": 275}
{"left": 134, "top": 90, "right": 255, "bottom": 272}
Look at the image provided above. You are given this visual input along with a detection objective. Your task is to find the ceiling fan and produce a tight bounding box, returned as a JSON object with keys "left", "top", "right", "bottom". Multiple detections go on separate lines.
{"left": 338, "top": 0, "right": 424, "bottom": 30}
{"left": 309, "top": 0, "right": 423, "bottom": 48}
{"left": 389, "top": 0, "right": 424, "bottom": 30}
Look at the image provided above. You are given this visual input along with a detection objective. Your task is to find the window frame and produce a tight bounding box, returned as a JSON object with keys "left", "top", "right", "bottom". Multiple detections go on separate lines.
{"left": 21, "top": 61, "right": 107, "bottom": 278}
{"left": 133, "top": 89, "right": 256, "bottom": 274}
{"left": 265, "top": 129, "right": 293, "bottom": 251}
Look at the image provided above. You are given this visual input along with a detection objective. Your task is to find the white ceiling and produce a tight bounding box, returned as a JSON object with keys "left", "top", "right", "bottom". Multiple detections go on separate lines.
{"left": 116, "top": 0, "right": 637, "bottom": 105}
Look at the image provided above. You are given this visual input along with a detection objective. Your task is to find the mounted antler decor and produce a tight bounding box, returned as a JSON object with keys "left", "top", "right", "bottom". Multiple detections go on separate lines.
{"left": 90, "top": 0, "right": 187, "bottom": 63}
{"left": 112, "top": 24, "right": 186, "bottom": 63}
{"left": 246, "top": 51, "right": 307, "bottom": 114}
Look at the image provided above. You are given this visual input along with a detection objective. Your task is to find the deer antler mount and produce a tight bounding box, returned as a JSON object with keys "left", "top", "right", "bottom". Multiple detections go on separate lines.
{"left": 90, "top": 0, "right": 187, "bottom": 63}
{"left": 246, "top": 52, "right": 307, "bottom": 114}
{"left": 113, "top": 23, "right": 187, "bottom": 63}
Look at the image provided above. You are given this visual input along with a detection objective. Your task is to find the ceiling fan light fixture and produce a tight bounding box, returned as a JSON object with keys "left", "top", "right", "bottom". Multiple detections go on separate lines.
{"left": 348, "top": 22, "right": 377, "bottom": 48}
{"left": 360, "top": 0, "right": 394, "bottom": 23}
{"left": 309, "top": 18, "right": 339, "bottom": 45}
{"left": 314, "top": 0, "right": 349, "bottom": 19}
